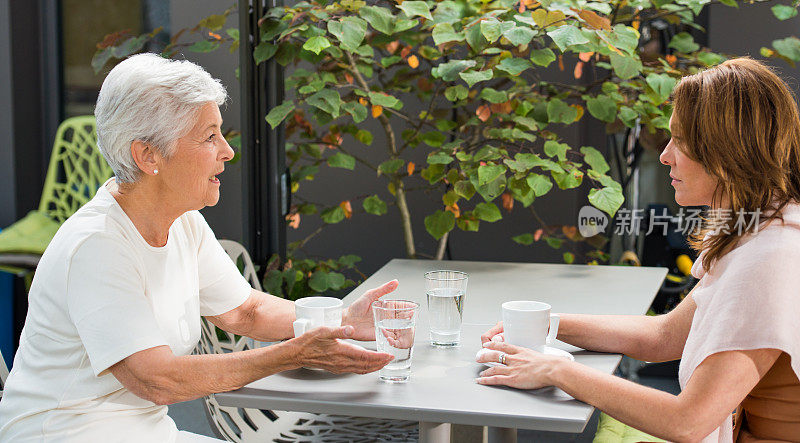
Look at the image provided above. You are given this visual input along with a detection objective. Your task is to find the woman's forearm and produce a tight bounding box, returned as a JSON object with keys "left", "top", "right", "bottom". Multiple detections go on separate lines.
{"left": 143, "top": 341, "right": 299, "bottom": 405}
{"left": 550, "top": 360, "right": 697, "bottom": 442}
{"left": 556, "top": 313, "right": 670, "bottom": 362}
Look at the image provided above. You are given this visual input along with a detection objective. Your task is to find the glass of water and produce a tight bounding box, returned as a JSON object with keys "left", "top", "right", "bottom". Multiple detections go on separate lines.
{"left": 372, "top": 299, "right": 419, "bottom": 383}
{"left": 424, "top": 270, "right": 468, "bottom": 347}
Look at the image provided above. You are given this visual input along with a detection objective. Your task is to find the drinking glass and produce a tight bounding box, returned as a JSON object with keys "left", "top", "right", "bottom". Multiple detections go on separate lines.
{"left": 424, "top": 270, "right": 468, "bottom": 347}
{"left": 372, "top": 299, "right": 419, "bottom": 382}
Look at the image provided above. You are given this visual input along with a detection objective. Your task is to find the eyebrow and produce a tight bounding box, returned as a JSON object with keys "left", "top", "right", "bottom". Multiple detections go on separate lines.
{"left": 203, "top": 122, "right": 222, "bottom": 131}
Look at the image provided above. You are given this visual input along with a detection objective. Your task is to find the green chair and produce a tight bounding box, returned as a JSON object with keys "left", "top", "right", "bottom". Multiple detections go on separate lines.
{"left": 593, "top": 412, "right": 665, "bottom": 443}
{"left": 0, "top": 116, "right": 113, "bottom": 274}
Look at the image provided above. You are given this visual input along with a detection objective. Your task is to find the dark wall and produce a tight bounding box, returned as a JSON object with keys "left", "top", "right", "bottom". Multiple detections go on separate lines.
{"left": 0, "top": 0, "right": 15, "bottom": 227}
{"left": 170, "top": 0, "right": 244, "bottom": 243}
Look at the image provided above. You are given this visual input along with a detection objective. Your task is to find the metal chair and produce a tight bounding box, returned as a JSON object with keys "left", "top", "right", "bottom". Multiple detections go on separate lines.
{"left": 196, "top": 240, "right": 418, "bottom": 442}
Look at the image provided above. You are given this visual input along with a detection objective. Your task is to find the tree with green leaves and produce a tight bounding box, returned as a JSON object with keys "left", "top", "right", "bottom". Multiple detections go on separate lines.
{"left": 94, "top": 0, "right": 800, "bottom": 299}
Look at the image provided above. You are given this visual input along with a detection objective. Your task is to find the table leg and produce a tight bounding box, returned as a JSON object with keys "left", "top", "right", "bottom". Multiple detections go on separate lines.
{"left": 419, "top": 421, "right": 451, "bottom": 443}
{"left": 486, "top": 426, "right": 517, "bottom": 443}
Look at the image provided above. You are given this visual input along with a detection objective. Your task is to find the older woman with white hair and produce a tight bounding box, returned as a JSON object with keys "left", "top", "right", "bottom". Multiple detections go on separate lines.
{"left": 0, "top": 53, "right": 396, "bottom": 442}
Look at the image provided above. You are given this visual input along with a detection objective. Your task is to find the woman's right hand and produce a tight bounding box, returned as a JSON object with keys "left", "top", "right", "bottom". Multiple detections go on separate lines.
{"left": 290, "top": 325, "right": 395, "bottom": 374}
{"left": 480, "top": 321, "right": 505, "bottom": 344}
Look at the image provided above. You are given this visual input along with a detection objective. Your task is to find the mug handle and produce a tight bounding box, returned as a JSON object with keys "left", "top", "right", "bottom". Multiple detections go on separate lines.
{"left": 293, "top": 318, "right": 311, "bottom": 337}
{"left": 546, "top": 314, "right": 560, "bottom": 345}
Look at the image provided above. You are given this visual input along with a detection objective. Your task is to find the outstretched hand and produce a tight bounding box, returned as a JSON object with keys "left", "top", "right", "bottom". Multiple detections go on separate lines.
{"left": 342, "top": 280, "right": 399, "bottom": 341}
{"left": 292, "top": 325, "right": 394, "bottom": 374}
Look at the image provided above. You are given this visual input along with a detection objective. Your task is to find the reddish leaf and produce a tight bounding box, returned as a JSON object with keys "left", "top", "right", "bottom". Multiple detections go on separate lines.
{"left": 417, "top": 77, "right": 433, "bottom": 92}
{"left": 345, "top": 73, "right": 354, "bottom": 84}
{"left": 476, "top": 104, "right": 491, "bottom": 122}
{"left": 490, "top": 102, "right": 513, "bottom": 114}
{"left": 340, "top": 201, "right": 353, "bottom": 219}
{"left": 286, "top": 213, "right": 300, "bottom": 229}
{"left": 666, "top": 54, "right": 677, "bottom": 67}
{"left": 208, "top": 31, "right": 222, "bottom": 40}
{"left": 401, "top": 45, "right": 412, "bottom": 59}
{"left": 579, "top": 52, "right": 594, "bottom": 62}
{"left": 407, "top": 162, "right": 416, "bottom": 176}
{"left": 501, "top": 193, "right": 514, "bottom": 212}
{"left": 573, "top": 8, "right": 611, "bottom": 30}
{"left": 534, "top": 229, "right": 544, "bottom": 241}
{"left": 408, "top": 55, "right": 419, "bottom": 68}
{"left": 558, "top": 55, "right": 564, "bottom": 71}
{"left": 372, "top": 105, "right": 383, "bottom": 118}
{"left": 446, "top": 203, "right": 461, "bottom": 218}
{"left": 359, "top": 97, "right": 368, "bottom": 106}
{"left": 573, "top": 61, "right": 584, "bottom": 79}
{"left": 386, "top": 40, "right": 400, "bottom": 54}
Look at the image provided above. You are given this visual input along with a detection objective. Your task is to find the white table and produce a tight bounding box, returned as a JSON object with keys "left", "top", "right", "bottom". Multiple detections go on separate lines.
{"left": 216, "top": 259, "right": 667, "bottom": 442}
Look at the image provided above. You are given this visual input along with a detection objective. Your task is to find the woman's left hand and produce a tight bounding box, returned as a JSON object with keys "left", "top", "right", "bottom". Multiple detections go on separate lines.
{"left": 475, "top": 341, "right": 570, "bottom": 390}
{"left": 341, "top": 280, "right": 399, "bottom": 341}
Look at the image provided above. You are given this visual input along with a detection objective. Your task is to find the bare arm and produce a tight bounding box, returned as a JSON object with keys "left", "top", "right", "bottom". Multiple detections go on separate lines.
{"left": 205, "top": 288, "right": 295, "bottom": 342}
{"left": 109, "top": 325, "right": 393, "bottom": 405}
{"left": 478, "top": 341, "right": 780, "bottom": 442}
{"left": 481, "top": 289, "right": 697, "bottom": 362}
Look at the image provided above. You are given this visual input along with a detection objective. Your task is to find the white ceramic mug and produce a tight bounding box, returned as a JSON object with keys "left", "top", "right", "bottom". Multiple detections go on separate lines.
{"left": 501, "top": 301, "right": 560, "bottom": 353}
{"left": 293, "top": 296, "right": 343, "bottom": 337}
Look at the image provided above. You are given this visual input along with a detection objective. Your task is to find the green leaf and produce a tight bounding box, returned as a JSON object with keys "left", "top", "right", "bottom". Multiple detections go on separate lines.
{"left": 443, "top": 190, "right": 459, "bottom": 206}
{"left": 425, "top": 210, "right": 455, "bottom": 240}
{"left": 545, "top": 237, "right": 563, "bottom": 249}
{"left": 668, "top": 32, "right": 700, "bottom": 53}
{"left": 526, "top": 174, "right": 553, "bottom": 197}
{"left": 547, "top": 25, "right": 590, "bottom": 52}
{"left": 321, "top": 206, "right": 346, "bottom": 224}
{"left": 531, "top": 48, "right": 556, "bottom": 67}
{"left": 465, "top": 23, "right": 489, "bottom": 53}
{"left": 253, "top": 42, "right": 277, "bottom": 64}
{"left": 480, "top": 88, "right": 508, "bottom": 104}
{"left": 188, "top": 40, "right": 220, "bottom": 53}
{"left": 697, "top": 51, "right": 725, "bottom": 67}
{"left": 338, "top": 254, "right": 362, "bottom": 267}
{"left": 609, "top": 52, "right": 642, "bottom": 80}
{"left": 547, "top": 98, "right": 578, "bottom": 124}
{"left": 586, "top": 95, "right": 618, "bottom": 123}
{"left": 459, "top": 69, "right": 493, "bottom": 87}
{"left": 455, "top": 180, "right": 476, "bottom": 200}
{"left": 445, "top": 85, "right": 469, "bottom": 101}
{"left": 512, "top": 233, "right": 535, "bottom": 245}
{"left": 327, "top": 152, "right": 355, "bottom": 170}
{"left": 427, "top": 151, "right": 453, "bottom": 164}
{"left": 772, "top": 4, "right": 798, "bottom": 20}
{"left": 552, "top": 167, "right": 583, "bottom": 189}
{"left": 307, "top": 89, "right": 341, "bottom": 118}
{"left": 474, "top": 202, "right": 502, "bottom": 222}
{"left": 303, "top": 36, "right": 331, "bottom": 55}
{"left": 432, "top": 59, "right": 477, "bottom": 81}
{"left": 773, "top": 37, "right": 800, "bottom": 61}
{"left": 506, "top": 26, "right": 536, "bottom": 46}
{"left": 342, "top": 101, "right": 367, "bottom": 123}
{"left": 618, "top": 106, "right": 638, "bottom": 127}
{"left": 397, "top": 1, "right": 433, "bottom": 20}
{"left": 563, "top": 252, "right": 575, "bottom": 264}
{"left": 363, "top": 195, "right": 387, "bottom": 215}
{"left": 432, "top": 22, "right": 464, "bottom": 45}
{"left": 328, "top": 17, "right": 368, "bottom": 51}
{"left": 645, "top": 73, "right": 677, "bottom": 104}
{"left": 265, "top": 101, "right": 295, "bottom": 129}
{"left": 309, "top": 271, "right": 331, "bottom": 292}
{"left": 368, "top": 91, "right": 402, "bottom": 110}
{"left": 199, "top": 14, "right": 227, "bottom": 30}
{"left": 421, "top": 131, "right": 447, "bottom": 148}
{"left": 378, "top": 158, "right": 405, "bottom": 175}
{"left": 544, "top": 140, "right": 569, "bottom": 161}
{"left": 359, "top": 6, "right": 396, "bottom": 35}
{"left": 478, "top": 164, "right": 505, "bottom": 185}
{"left": 580, "top": 146, "right": 610, "bottom": 174}
{"left": 480, "top": 19, "right": 501, "bottom": 43}
{"left": 589, "top": 186, "right": 625, "bottom": 216}
{"left": 496, "top": 58, "right": 533, "bottom": 76}
{"left": 600, "top": 24, "right": 640, "bottom": 55}
{"left": 355, "top": 129, "right": 373, "bottom": 145}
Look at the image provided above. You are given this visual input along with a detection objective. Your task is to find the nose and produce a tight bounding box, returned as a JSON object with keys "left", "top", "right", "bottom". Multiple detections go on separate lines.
{"left": 219, "top": 136, "right": 235, "bottom": 162}
{"left": 659, "top": 141, "right": 672, "bottom": 166}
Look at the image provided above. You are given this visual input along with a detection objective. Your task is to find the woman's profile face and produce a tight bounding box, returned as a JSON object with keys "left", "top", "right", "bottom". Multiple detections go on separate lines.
{"left": 157, "top": 102, "right": 234, "bottom": 210}
{"left": 660, "top": 115, "right": 719, "bottom": 207}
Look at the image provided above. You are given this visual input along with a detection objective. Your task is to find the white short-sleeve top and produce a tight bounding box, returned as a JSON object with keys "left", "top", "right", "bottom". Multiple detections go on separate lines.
{"left": 0, "top": 178, "right": 251, "bottom": 442}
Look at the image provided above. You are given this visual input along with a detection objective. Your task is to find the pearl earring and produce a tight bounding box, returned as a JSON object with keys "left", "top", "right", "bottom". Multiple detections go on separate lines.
{"left": 153, "top": 169, "right": 158, "bottom": 175}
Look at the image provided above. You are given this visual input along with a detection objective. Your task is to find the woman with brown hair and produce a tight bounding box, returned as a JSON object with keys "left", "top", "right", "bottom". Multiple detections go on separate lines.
{"left": 478, "top": 57, "right": 800, "bottom": 442}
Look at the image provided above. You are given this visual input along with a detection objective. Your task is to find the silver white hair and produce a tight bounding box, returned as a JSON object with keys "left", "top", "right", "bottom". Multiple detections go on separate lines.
{"left": 94, "top": 53, "right": 227, "bottom": 183}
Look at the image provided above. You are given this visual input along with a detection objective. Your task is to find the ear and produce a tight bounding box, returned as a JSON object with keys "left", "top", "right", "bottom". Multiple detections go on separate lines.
{"left": 130, "top": 140, "right": 161, "bottom": 177}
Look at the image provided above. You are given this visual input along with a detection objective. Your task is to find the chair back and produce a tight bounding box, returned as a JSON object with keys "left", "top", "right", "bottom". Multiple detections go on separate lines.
{"left": 1, "top": 348, "right": 9, "bottom": 400}
{"left": 38, "top": 116, "right": 114, "bottom": 223}
{"left": 218, "top": 240, "right": 262, "bottom": 291}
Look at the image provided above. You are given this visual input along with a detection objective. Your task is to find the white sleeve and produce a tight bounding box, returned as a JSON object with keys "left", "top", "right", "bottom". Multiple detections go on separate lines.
{"left": 192, "top": 212, "right": 252, "bottom": 316}
{"left": 66, "top": 234, "right": 169, "bottom": 377}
